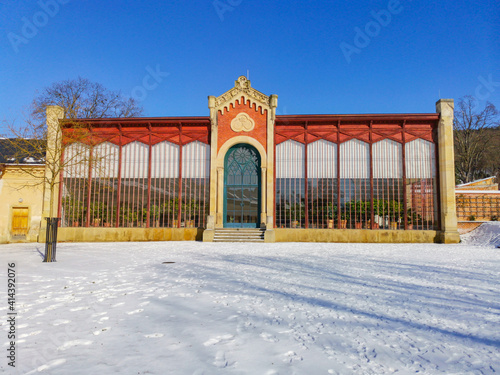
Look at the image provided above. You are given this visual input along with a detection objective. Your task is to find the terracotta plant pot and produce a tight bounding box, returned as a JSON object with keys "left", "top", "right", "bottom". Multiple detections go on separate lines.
{"left": 328, "top": 220, "right": 334, "bottom": 229}
{"left": 355, "top": 222, "right": 362, "bottom": 229}
{"left": 340, "top": 220, "right": 347, "bottom": 229}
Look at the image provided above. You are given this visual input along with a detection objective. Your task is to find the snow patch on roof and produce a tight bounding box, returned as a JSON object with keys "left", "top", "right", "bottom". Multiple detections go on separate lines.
{"left": 456, "top": 176, "right": 497, "bottom": 187}
{"left": 455, "top": 190, "right": 500, "bottom": 194}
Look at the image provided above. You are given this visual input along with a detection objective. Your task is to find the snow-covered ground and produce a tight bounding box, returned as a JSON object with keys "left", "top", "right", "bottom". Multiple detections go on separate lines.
{"left": 1, "top": 226, "right": 499, "bottom": 374}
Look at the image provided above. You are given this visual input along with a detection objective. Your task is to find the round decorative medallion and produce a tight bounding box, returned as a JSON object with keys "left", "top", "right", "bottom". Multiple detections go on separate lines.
{"left": 231, "top": 112, "right": 255, "bottom": 132}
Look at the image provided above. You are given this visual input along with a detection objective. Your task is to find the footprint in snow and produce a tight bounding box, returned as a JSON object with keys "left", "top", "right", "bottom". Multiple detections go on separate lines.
{"left": 24, "top": 359, "right": 67, "bottom": 375}
{"left": 260, "top": 332, "right": 279, "bottom": 343}
{"left": 91, "top": 312, "right": 107, "bottom": 318}
{"left": 57, "top": 339, "right": 93, "bottom": 351}
{"left": 127, "top": 309, "right": 143, "bottom": 315}
{"left": 213, "top": 350, "right": 228, "bottom": 368}
{"left": 283, "top": 351, "right": 303, "bottom": 363}
{"left": 144, "top": 333, "right": 164, "bottom": 338}
{"left": 19, "top": 330, "right": 42, "bottom": 339}
{"left": 203, "top": 334, "right": 234, "bottom": 346}
{"left": 70, "top": 306, "right": 89, "bottom": 312}
{"left": 93, "top": 327, "right": 111, "bottom": 335}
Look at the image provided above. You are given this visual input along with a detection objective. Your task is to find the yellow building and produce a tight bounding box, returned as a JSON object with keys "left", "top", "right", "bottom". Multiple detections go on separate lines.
{"left": 0, "top": 161, "right": 45, "bottom": 243}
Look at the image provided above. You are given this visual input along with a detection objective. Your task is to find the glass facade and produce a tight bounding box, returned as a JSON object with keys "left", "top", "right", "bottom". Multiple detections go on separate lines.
{"left": 60, "top": 116, "right": 439, "bottom": 232}
{"left": 61, "top": 128, "right": 210, "bottom": 229}
{"left": 275, "top": 136, "right": 438, "bottom": 230}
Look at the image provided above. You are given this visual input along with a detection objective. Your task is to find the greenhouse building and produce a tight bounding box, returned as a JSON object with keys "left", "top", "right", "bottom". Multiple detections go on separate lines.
{"left": 42, "top": 77, "right": 459, "bottom": 243}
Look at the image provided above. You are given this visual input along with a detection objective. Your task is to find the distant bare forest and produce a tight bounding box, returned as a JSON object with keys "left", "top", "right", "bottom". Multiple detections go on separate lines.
{"left": 454, "top": 96, "right": 500, "bottom": 184}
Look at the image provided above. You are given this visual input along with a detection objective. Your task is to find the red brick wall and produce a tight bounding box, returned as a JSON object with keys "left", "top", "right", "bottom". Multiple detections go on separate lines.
{"left": 217, "top": 97, "right": 267, "bottom": 152}
{"left": 456, "top": 193, "right": 500, "bottom": 221}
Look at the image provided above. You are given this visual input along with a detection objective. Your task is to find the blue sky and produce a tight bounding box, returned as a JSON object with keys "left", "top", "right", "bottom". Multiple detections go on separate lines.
{"left": 1, "top": 0, "right": 498, "bottom": 132}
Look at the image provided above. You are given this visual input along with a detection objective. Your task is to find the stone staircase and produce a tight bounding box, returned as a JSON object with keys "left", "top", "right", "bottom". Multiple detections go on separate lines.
{"left": 213, "top": 228, "right": 265, "bottom": 243}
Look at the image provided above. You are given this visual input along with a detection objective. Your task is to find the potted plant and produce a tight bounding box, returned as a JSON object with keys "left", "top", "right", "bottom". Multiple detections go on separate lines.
{"left": 327, "top": 203, "right": 337, "bottom": 229}
{"left": 406, "top": 210, "right": 420, "bottom": 230}
{"left": 349, "top": 200, "right": 367, "bottom": 229}
{"left": 150, "top": 205, "right": 160, "bottom": 227}
{"left": 339, "top": 211, "right": 348, "bottom": 229}
{"left": 89, "top": 201, "right": 107, "bottom": 227}
{"left": 127, "top": 210, "right": 138, "bottom": 227}
{"left": 287, "top": 202, "right": 305, "bottom": 228}
{"left": 387, "top": 200, "right": 403, "bottom": 230}
{"left": 63, "top": 196, "right": 85, "bottom": 227}
{"left": 367, "top": 219, "right": 380, "bottom": 229}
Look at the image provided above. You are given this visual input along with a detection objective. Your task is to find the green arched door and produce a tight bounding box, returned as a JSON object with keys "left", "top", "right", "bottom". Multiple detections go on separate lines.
{"left": 224, "top": 144, "right": 261, "bottom": 228}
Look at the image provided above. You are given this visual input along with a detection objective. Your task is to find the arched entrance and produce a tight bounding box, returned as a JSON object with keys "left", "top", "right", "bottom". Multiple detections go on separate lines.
{"left": 224, "top": 144, "right": 261, "bottom": 228}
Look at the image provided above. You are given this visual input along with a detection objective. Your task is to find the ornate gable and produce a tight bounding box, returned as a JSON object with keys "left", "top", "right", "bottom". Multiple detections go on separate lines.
{"left": 213, "top": 76, "right": 275, "bottom": 115}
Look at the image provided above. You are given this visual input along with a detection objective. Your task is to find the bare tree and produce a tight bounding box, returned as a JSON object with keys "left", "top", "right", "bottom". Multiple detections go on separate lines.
{"left": 481, "top": 125, "right": 500, "bottom": 181}
{"left": 454, "top": 96, "right": 499, "bottom": 184}
{"left": 1, "top": 78, "right": 143, "bottom": 261}
{"left": 30, "top": 76, "right": 142, "bottom": 126}
{"left": 3, "top": 77, "right": 143, "bottom": 215}
{"left": 2, "top": 113, "right": 91, "bottom": 219}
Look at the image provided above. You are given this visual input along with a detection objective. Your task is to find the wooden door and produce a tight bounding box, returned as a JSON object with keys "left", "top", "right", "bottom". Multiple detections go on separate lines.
{"left": 12, "top": 208, "right": 29, "bottom": 237}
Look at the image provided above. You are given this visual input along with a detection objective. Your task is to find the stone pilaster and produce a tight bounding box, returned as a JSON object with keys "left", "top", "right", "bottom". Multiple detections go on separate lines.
{"left": 216, "top": 167, "right": 224, "bottom": 226}
{"left": 260, "top": 167, "right": 267, "bottom": 226}
{"left": 208, "top": 95, "right": 218, "bottom": 223}
{"left": 39, "top": 105, "right": 64, "bottom": 241}
{"left": 436, "top": 99, "right": 460, "bottom": 244}
{"left": 267, "top": 94, "right": 278, "bottom": 228}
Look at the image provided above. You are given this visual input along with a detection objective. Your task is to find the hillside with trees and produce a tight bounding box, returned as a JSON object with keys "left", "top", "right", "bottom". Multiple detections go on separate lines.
{"left": 454, "top": 96, "right": 499, "bottom": 184}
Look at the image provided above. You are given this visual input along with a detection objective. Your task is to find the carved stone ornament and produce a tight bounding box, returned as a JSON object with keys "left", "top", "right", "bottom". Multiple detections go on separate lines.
{"left": 231, "top": 112, "right": 255, "bottom": 132}
{"left": 237, "top": 76, "right": 250, "bottom": 89}
{"left": 214, "top": 76, "right": 270, "bottom": 112}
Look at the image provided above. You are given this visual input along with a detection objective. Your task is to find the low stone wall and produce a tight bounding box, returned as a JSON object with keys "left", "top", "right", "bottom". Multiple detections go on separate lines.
{"left": 34, "top": 227, "right": 453, "bottom": 244}
{"left": 42, "top": 227, "right": 202, "bottom": 243}
{"left": 274, "top": 229, "right": 443, "bottom": 243}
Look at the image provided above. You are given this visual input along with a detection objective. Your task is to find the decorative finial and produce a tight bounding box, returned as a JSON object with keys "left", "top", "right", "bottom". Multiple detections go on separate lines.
{"left": 235, "top": 76, "right": 250, "bottom": 89}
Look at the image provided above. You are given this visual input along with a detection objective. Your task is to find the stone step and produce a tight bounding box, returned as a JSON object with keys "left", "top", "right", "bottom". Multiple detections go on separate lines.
{"left": 213, "top": 228, "right": 265, "bottom": 242}
{"left": 214, "top": 236, "right": 264, "bottom": 240}
{"left": 214, "top": 234, "right": 264, "bottom": 238}
{"left": 215, "top": 229, "right": 264, "bottom": 232}
{"left": 214, "top": 238, "right": 264, "bottom": 243}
